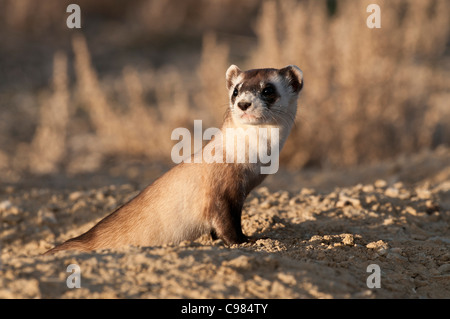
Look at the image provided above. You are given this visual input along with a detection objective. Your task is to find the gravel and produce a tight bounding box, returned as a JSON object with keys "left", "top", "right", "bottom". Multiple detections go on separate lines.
{"left": 1, "top": 172, "right": 449, "bottom": 298}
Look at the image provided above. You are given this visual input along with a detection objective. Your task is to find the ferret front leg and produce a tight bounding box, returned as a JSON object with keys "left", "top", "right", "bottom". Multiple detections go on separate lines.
{"left": 211, "top": 201, "right": 248, "bottom": 245}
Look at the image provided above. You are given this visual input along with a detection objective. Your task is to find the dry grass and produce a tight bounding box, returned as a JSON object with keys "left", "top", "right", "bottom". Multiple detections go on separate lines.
{"left": 250, "top": 0, "right": 450, "bottom": 168}
{"left": 28, "top": 52, "right": 70, "bottom": 174}
{"left": 68, "top": 33, "right": 193, "bottom": 173}
{"left": 1, "top": 0, "right": 449, "bottom": 176}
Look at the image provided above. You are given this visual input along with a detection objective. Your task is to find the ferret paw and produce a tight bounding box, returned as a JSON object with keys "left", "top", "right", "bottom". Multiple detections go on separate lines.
{"left": 245, "top": 235, "right": 269, "bottom": 244}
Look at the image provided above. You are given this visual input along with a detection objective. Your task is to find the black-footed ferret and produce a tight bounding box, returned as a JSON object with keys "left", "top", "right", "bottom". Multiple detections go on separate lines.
{"left": 44, "top": 64, "right": 303, "bottom": 254}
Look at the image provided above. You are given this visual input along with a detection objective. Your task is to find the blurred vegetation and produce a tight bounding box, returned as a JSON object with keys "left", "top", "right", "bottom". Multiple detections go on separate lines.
{"left": 0, "top": 0, "right": 449, "bottom": 181}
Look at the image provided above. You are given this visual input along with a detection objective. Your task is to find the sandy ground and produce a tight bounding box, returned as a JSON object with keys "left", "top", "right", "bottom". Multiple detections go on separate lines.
{"left": 0, "top": 147, "right": 449, "bottom": 299}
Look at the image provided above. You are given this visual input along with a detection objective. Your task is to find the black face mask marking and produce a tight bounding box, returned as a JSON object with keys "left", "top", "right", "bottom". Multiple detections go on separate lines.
{"left": 260, "top": 83, "right": 279, "bottom": 107}
{"left": 231, "top": 85, "right": 239, "bottom": 105}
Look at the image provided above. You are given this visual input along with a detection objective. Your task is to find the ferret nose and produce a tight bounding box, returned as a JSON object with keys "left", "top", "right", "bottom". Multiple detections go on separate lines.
{"left": 237, "top": 101, "right": 251, "bottom": 111}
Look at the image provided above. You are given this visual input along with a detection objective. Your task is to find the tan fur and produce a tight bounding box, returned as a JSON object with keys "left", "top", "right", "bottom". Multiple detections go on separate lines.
{"left": 44, "top": 65, "right": 303, "bottom": 255}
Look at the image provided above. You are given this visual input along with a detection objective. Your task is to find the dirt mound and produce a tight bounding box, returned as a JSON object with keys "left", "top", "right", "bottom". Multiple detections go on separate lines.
{"left": 1, "top": 171, "right": 449, "bottom": 298}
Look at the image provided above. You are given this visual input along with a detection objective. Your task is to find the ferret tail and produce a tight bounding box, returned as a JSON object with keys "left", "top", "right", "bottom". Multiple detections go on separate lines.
{"left": 43, "top": 234, "right": 94, "bottom": 255}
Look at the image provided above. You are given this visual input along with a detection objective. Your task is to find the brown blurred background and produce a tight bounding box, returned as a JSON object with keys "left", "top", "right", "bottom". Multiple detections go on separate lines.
{"left": 0, "top": 0, "right": 449, "bottom": 188}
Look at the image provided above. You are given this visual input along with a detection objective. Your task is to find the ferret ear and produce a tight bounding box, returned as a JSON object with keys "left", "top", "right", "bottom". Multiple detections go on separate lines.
{"left": 226, "top": 64, "right": 242, "bottom": 90}
{"left": 279, "top": 65, "right": 303, "bottom": 93}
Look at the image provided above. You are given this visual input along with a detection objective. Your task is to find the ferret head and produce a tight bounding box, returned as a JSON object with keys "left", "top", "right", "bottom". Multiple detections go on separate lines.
{"left": 226, "top": 65, "right": 303, "bottom": 126}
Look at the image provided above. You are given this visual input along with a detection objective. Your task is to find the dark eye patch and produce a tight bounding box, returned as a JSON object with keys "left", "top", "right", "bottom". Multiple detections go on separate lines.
{"left": 260, "top": 83, "right": 279, "bottom": 106}
{"left": 231, "top": 85, "right": 239, "bottom": 104}
{"left": 262, "top": 83, "right": 276, "bottom": 97}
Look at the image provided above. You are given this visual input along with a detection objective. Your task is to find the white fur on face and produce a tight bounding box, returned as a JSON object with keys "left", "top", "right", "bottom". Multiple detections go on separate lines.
{"left": 229, "top": 73, "right": 295, "bottom": 126}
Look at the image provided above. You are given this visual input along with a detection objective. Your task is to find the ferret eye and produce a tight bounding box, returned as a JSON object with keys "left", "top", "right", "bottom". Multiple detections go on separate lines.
{"left": 232, "top": 88, "right": 239, "bottom": 97}
{"left": 262, "top": 84, "right": 276, "bottom": 96}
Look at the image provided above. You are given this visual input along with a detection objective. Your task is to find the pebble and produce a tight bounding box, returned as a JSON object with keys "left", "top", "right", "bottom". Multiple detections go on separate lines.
{"left": 364, "top": 194, "right": 377, "bottom": 204}
{"left": 260, "top": 200, "right": 272, "bottom": 209}
{"left": 374, "top": 180, "right": 387, "bottom": 188}
{"left": 385, "top": 187, "right": 399, "bottom": 198}
{"left": 0, "top": 200, "right": 12, "bottom": 211}
{"left": 366, "top": 240, "right": 389, "bottom": 250}
{"left": 277, "top": 273, "right": 297, "bottom": 286}
{"left": 377, "top": 248, "right": 388, "bottom": 256}
{"left": 336, "top": 193, "right": 361, "bottom": 208}
{"left": 403, "top": 206, "right": 417, "bottom": 216}
{"left": 362, "top": 184, "right": 374, "bottom": 192}
{"left": 415, "top": 188, "right": 431, "bottom": 199}
{"left": 96, "top": 192, "right": 105, "bottom": 201}
{"left": 2, "top": 201, "right": 21, "bottom": 223}
{"left": 342, "top": 234, "right": 354, "bottom": 246}
{"left": 383, "top": 217, "right": 395, "bottom": 226}
{"left": 300, "top": 188, "right": 315, "bottom": 195}
{"left": 224, "top": 255, "right": 253, "bottom": 270}
{"left": 437, "top": 264, "right": 450, "bottom": 275}
{"left": 68, "top": 191, "right": 83, "bottom": 201}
